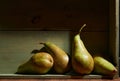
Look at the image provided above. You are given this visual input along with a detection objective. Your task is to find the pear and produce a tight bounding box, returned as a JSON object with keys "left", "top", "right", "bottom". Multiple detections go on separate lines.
{"left": 72, "top": 24, "right": 94, "bottom": 74}
{"left": 16, "top": 52, "right": 54, "bottom": 74}
{"left": 40, "top": 42, "right": 70, "bottom": 74}
{"left": 93, "top": 56, "right": 117, "bottom": 76}
{"left": 31, "top": 47, "right": 56, "bottom": 74}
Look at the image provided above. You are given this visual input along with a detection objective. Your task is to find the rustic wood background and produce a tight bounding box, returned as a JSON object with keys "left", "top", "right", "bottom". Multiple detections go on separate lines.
{"left": 0, "top": 0, "right": 119, "bottom": 80}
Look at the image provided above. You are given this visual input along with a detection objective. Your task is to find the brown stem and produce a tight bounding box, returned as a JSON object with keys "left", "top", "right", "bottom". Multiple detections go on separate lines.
{"left": 79, "top": 24, "right": 86, "bottom": 34}
{"left": 39, "top": 42, "right": 45, "bottom": 44}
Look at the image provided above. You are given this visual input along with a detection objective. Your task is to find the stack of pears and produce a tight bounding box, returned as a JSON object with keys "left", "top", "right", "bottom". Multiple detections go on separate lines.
{"left": 16, "top": 42, "right": 70, "bottom": 74}
{"left": 16, "top": 24, "right": 117, "bottom": 76}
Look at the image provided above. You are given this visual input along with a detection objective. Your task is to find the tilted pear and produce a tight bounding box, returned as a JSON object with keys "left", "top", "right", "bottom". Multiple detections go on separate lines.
{"left": 16, "top": 52, "right": 54, "bottom": 74}
{"left": 93, "top": 56, "right": 117, "bottom": 76}
{"left": 72, "top": 24, "right": 94, "bottom": 74}
{"left": 40, "top": 42, "right": 70, "bottom": 74}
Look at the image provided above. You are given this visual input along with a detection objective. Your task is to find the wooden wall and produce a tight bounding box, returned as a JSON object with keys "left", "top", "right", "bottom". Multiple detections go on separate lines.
{"left": 0, "top": 0, "right": 110, "bottom": 52}
{"left": 0, "top": 0, "right": 109, "bottom": 31}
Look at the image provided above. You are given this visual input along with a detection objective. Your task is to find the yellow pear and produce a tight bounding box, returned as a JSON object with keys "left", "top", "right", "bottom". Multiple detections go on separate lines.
{"left": 40, "top": 42, "right": 70, "bottom": 74}
{"left": 16, "top": 52, "right": 54, "bottom": 74}
{"left": 72, "top": 24, "right": 94, "bottom": 74}
{"left": 93, "top": 56, "right": 117, "bottom": 76}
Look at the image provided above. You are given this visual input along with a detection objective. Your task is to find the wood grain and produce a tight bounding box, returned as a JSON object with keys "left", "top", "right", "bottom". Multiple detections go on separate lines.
{"left": 0, "top": 78, "right": 120, "bottom": 81}
{"left": 0, "top": 0, "right": 109, "bottom": 31}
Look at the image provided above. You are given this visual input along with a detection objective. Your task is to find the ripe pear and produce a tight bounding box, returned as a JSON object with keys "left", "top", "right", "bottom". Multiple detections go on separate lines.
{"left": 93, "top": 56, "right": 117, "bottom": 76}
{"left": 40, "top": 42, "right": 70, "bottom": 74}
{"left": 31, "top": 47, "right": 56, "bottom": 74}
{"left": 16, "top": 52, "right": 54, "bottom": 74}
{"left": 72, "top": 24, "right": 94, "bottom": 74}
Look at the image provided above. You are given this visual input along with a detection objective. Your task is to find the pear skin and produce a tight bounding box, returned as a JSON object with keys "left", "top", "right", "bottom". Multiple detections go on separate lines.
{"left": 16, "top": 52, "right": 54, "bottom": 74}
{"left": 93, "top": 56, "right": 117, "bottom": 76}
{"left": 40, "top": 42, "right": 70, "bottom": 74}
{"left": 72, "top": 24, "right": 94, "bottom": 74}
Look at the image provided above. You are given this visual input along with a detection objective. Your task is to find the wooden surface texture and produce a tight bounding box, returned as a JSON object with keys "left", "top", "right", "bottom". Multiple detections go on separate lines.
{"left": 0, "top": 78, "right": 120, "bottom": 81}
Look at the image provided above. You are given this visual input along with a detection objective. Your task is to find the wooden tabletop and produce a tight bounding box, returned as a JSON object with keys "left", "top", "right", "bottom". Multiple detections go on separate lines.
{"left": 0, "top": 78, "right": 120, "bottom": 81}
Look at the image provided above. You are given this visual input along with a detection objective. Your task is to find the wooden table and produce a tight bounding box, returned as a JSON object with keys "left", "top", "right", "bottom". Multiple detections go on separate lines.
{"left": 0, "top": 74, "right": 119, "bottom": 81}
{"left": 0, "top": 78, "right": 120, "bottom": 81}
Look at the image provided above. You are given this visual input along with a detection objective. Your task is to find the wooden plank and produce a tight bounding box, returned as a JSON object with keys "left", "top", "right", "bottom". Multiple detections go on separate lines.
{"left": 0, "top": 78, "right": 120, "bottom": 81}
{"left": 0, "top": 0, "right": 109, "bottom": 31}
{"left": 109, "top": 0, "right": 119, "bottom": 72}
{"left": 0, "top": 74, "right": 117, "bottom": 79}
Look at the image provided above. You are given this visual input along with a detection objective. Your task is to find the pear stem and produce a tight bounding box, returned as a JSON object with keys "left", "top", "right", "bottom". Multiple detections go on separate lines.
{"left": 39, "top": 42, "right": 45, "bottom": 45}
{"left": 79, "top": 24, "right": 86, "bottom": 34}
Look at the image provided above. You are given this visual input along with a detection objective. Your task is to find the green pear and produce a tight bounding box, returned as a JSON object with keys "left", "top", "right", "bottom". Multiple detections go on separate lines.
{"left": 72, "top": 24, "right": 94, "bottom": 75}
{"left": 40, "top": 42, "right": 70, "bottom": 74}
{"left": 16, "top": 52, "right": 54, "bottom": 74}
{"left": 93, "top": 56, "right": 117, "bottom": 76}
